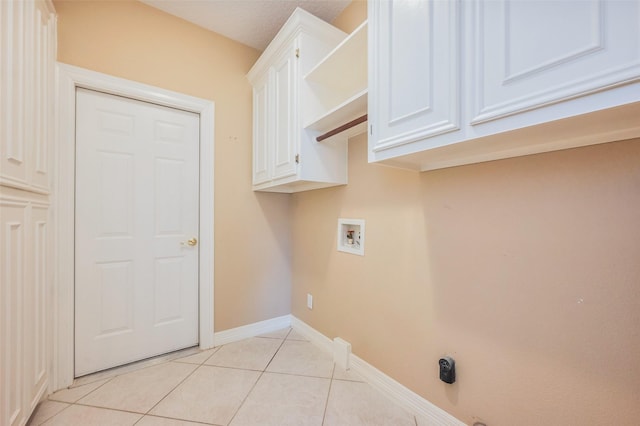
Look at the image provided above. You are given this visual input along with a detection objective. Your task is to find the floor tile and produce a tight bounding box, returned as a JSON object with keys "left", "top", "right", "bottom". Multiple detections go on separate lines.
{"left": 173, "top": 348, "right": 218, "bottom": 365}
{"left": 205, "top": 337, "right": 282, "bottom": 371}
{"left": 48, "top": 379, "right": 111, "bottom": 403}
{"left": 333, "top": 365, "right": 364, "bottom": 382}
{"left": 78, "top": 362, "right": 197, "bottom": 413}
{"left": 27, "top": 400, "right": 70, "bottom": 425}
{"left": 150, "top": 365, "right": 260, "bottom": 425}
{"left": 286, "top": 329, "right": 308, "bottom": 341}
{"left": 324, "top": 380, "right": 415, "bottom": 426}
{"left": 41, "top": 404, "right": 141, "bottom": 425}
{"left": 230, "top": 372, "right": 330, "bottom": 426}
{"left": 137, "top": 415, "right": 211, "bottom": 426}
{"left": 266, "top": 340, "right": 334, "bottom": 378}
{"left": 258, "top": 327, "right": 291, "bottom": 339}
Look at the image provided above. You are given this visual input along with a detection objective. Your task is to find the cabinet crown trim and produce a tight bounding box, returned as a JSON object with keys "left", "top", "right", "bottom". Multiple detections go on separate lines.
{"left": 247, "top": 7, "right": 345, "bottom": 82}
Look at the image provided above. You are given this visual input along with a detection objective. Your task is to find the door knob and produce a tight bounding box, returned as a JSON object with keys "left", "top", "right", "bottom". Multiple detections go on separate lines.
{"left": 181, "top": 237, "right": 198, "bottom": 246}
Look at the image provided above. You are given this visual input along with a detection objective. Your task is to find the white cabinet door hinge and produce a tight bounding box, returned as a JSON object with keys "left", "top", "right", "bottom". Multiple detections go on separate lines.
{"left": 295, "top": 154, "right": 300, "bottom": 164}
{"left": 295, "top": 48, "right": 300, "bottom": 58}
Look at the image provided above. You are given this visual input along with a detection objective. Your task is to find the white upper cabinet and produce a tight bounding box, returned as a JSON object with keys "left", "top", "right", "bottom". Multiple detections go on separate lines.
{"left": 369, "top": 0, "right": 640, "bottom": 171}
{"left": 470, "top": 0, "right": 640, "bottom": 124}
{"left": 369, "top": 0, "right": 459, "bottom": 155}
{"left": 1, "top": 0, "right": 57, "bottom": 194}
{"left": 248, "top": 8, "right": 349, "bottom": 193}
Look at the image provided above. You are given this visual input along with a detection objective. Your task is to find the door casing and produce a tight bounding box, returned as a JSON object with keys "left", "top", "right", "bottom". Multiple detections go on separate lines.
{"left": 53, "top": 63, "right": 215, "bottom": 391}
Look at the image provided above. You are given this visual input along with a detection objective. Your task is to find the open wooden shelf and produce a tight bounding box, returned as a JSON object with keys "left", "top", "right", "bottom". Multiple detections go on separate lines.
{"left": 304, "top": 21, "right": 367, "bottom": 92}
{"left": 304, "top": 89, "right": 367, "bottom": 131}
{"left": 303, "top": 21, "right": 368, "bottom": 141}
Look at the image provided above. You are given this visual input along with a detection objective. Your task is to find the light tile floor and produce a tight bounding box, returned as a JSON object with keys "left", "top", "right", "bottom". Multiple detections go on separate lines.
{"left": 28, "top": 328, "right": 420, "bottom": 426}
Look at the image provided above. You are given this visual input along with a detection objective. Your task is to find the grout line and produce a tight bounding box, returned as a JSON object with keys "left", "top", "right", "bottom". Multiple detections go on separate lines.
{"left": 65, "top": 376, "right": 114, "bottom": 404}
{"left": 30, "top": 400, "right": 75, "bottom": 425}
{"left": 72, "top": 346, "right": 201, "bottom": 387}
{"left": 225, "top": 369, "right": 264, "bottom": 426}
{"left": 268, "top": 336, "right": 288, "bottom": 371}
{"left": 321, "top": 364, "right": 337, "bottom": 426}
{"left": 200, "top": 345, "right": 222, "bottom": 364}
{"left": 198, "top": 364, "right": 267, "bottom": 373}
{"left": 142, "top": 363, "right": 201, "bottom": 416}
{"left": 134, "top": 413, "right": 222, "bottom": 426}
{"left": 226, "top": 333, "right": 290, "bottom": 425}
{"left": 257, "top": 370, "right": 333, "bottom": 380}
{"left": 193, "top": 362, "right": 334, "bottom": 381}
{"left": 72, "top": 401, "right": 153, "bottom": 416}
{"left": 172, "top": 345, "right": 221, "bottom": 366}
{"left": 284, "top": 327, "right": 293, "bottom": 339}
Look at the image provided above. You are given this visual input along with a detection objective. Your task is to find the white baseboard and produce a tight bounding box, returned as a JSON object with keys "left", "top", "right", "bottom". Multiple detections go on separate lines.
{"left": 349, "top": 354, "right": 465, "bottom": 425}
{"left": 290, "top": 316, "right": 333, "bottom": 354}
{"left": 290, "top": 316, "right": 464, "bottom": 426}
{"left": 213, "top": 314, "right": 291, "bottom": 346}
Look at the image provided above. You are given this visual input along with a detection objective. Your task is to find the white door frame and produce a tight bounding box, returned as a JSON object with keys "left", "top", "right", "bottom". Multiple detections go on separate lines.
{"left": 53, "top": 63, "right": 215, "bottom": 391}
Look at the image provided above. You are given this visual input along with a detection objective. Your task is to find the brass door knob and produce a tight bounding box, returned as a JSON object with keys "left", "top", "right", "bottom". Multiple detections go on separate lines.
{"left": 181, "top": 237, "right": 198, "bottom": 246}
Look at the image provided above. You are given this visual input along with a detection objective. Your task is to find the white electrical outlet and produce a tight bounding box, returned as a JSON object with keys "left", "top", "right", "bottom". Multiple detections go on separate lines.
{"left": 307, "top": 293, "right": 313, "bottom": 310}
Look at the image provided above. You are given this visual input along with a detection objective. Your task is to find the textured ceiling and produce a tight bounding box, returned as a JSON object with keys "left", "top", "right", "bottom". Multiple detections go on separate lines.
{"left": 140, "top": 0, "right": 351, "bottom": 51}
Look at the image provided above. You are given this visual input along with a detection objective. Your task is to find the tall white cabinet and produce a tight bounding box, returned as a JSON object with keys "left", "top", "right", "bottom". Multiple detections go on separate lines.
{"left": 368, "top": 0, "right": 640, "bottom": 171}
{"left": 248, "top": 8, "right": 349, "bottom": 193}
{"left": 0, "top": 1, "right": 57, "bottom": 425}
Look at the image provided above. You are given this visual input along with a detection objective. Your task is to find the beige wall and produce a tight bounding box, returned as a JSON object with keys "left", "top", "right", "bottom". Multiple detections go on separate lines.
{"left": 290, "top": 3, "right": 640, "bottom": 425}
{"left": 55, "top": 0, "right": 292, "bottom": 331}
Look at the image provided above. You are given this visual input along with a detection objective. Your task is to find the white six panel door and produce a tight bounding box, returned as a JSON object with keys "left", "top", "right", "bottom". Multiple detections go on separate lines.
{"left": 75, "top": 88, "right": 200, "bottom": 376}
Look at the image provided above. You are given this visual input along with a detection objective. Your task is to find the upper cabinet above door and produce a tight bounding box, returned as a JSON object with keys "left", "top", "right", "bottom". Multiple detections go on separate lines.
{"left": 247, "top": 8, "right": 350, "bottom": 193}
{"left": 368, "top": 0, "right": 640, "bottom": 171}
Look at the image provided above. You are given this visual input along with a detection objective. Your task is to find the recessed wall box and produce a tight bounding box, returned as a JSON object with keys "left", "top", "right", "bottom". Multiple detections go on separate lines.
{"left": 337, "top": 218, "right": 365, "bottom": 256}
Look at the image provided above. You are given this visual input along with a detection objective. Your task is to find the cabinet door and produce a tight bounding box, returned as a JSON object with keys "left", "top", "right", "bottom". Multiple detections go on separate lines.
{"left": 0, "top": 0, "right": 55, "bottom": 194}
{"left": 470, "top": 0, "right": 640, "bottom": 124}
{"left": 252, "top": 74, "right": 271, "bottom": 185}
{"left": 1, "top": 0, "right": 29, "bottom": 190}
{"left": 369, "top": 0, "right": 459, "bottom": 154}
{"left": 24, "top": 203, "right": 49, "bottom": 414}
{"left": 0, "top": 199, "right": 27, "bottom": 426}
{"left": 271, "top": 44, "right": 299, "bottom": 180}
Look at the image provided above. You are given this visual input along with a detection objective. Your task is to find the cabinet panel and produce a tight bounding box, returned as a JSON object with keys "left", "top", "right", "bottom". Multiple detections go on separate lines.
{"left": 30, "top": 4, "right": 53, "bottom": 191}
{"left": 272, "top": 47, "right": 298, "bottom": 180}
{"left": 0, "top": 201, "right": 26, "bottom": 426}
{"left": 370, "top": 0, "right": 459, "bottom": 153}
{"left": 1, "top": 0, "right": 28, "bottom": 188}
{"left": 471, "top": 0, "right": 640, "bottom": 123}
{"left": 25, "top": 204, "right": 49, "bottom": 412}
{"left": 0, "top": 0, "right": 55, "bottom": 194}
{"left": 252, "top": 76, "right": 270, "bottom": 185}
